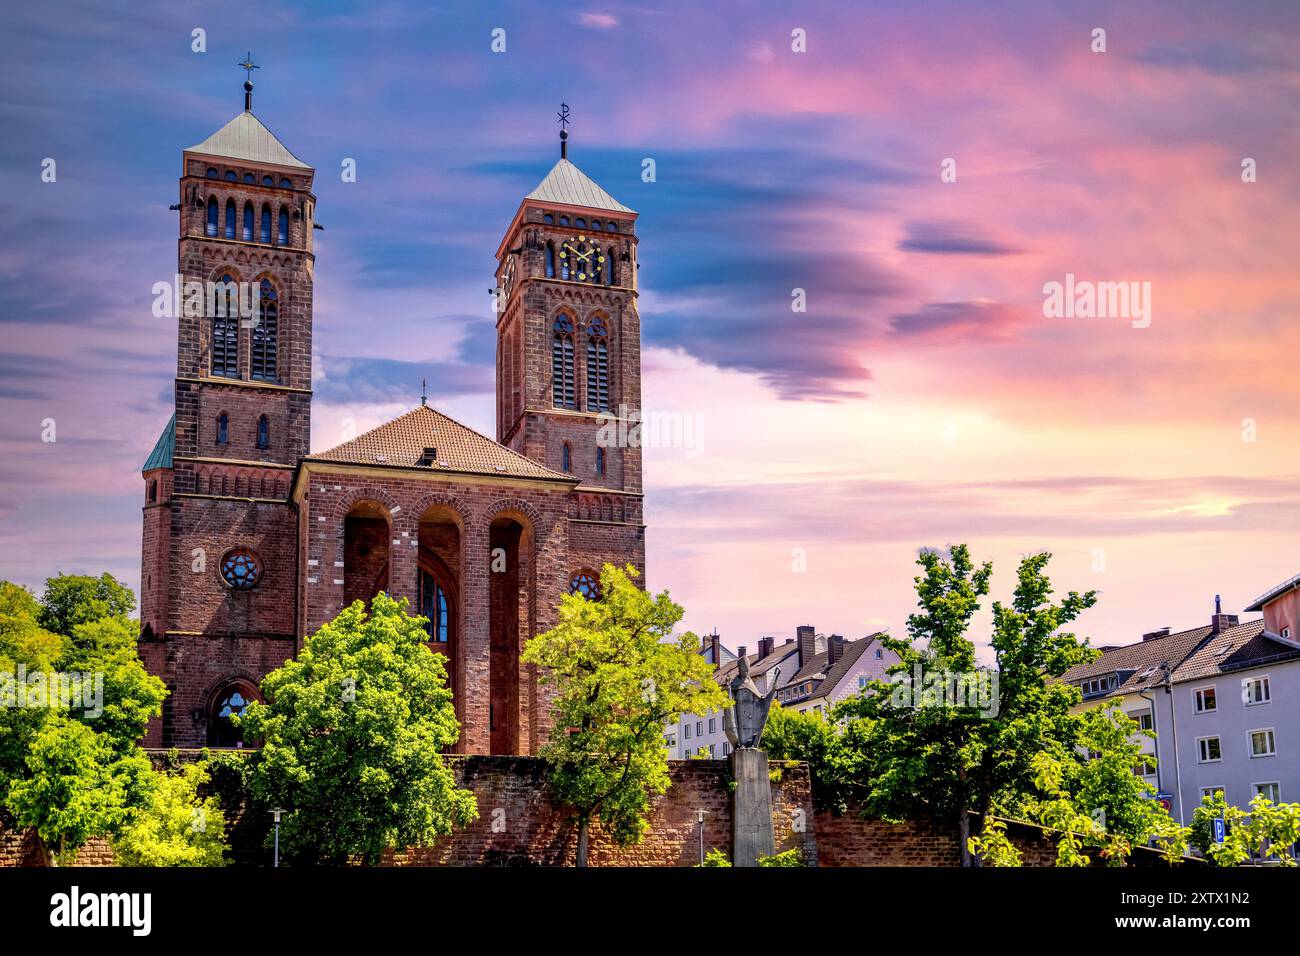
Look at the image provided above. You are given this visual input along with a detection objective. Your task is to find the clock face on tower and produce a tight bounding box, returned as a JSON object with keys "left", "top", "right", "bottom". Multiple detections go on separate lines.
{"left": 559, "top": 235, "right": 605, "bottom": 282}
{"left": 501, "top": 255, "right": 516, "bottom": 303}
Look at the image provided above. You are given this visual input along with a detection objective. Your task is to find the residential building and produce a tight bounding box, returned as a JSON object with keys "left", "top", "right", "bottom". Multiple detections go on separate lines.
{"left": 1063, "top": 579, "right": 1300, "bottom": 824}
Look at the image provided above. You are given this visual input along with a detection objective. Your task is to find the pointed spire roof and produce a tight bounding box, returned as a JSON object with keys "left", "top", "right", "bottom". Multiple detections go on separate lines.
{"left": 309, "top": 405, "right": 573, "bottom": 482}
{"left": 526, "top": 158, "right": 634, "bottom": 213}
{"left": 186, "top": 111, "right": 311, "bottom": 170}
{"left": 142, "top": 414, "right": 175, "bottom": 472}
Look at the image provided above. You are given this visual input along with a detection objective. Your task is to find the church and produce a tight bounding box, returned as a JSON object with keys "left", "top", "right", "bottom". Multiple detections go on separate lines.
{"left": 138, "top": 78, "right": 646, "bottom": 755}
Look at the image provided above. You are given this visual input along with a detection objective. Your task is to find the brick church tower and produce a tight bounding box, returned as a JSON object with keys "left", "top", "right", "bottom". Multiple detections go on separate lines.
{"left": 493, "top": 127, "right": 642, "bottom": 501}
{"left": 139, "top": 76, "right": 315, "bottom": 747}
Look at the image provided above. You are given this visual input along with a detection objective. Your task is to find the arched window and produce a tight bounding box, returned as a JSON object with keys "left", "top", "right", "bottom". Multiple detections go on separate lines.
{"left": 211, "top": 275, "right": 238, "bottom": 378}
{"left": 419, "top": 562, "right": 454, "bottom": 645}
{"left": 575, "top": 218, "right": 586, "bottom": 229}
{"left": 543, "top": 213, "right": 554, "bottom": 224}
{"left": 595, "top": 446, "right": 605, "bottom": 476}
{"left": 149, "top": 480, "right": 158, "bottom": 502}
{"left": 559, "top": 215, "right": 570, "bottom": 226}
{"left": 278, "top": 207, "right": 289, "bottom": 245}
{"left": 586, "top": 317, "right": 609, "bottom": 411}
{"left": 224, "top": 199, "right": 236, "bottom": 239}
{"left": 225, "top": 170, "right": 237, "bottom": 182}
{"left": 206, "top": 197, "right": 218, "bottom": 237}
{"left": 262, "top": 175, "right": 274, "bottom": 186}
{"left": 606, "top": 221, "right": 618, "bottom": 232}
{"left": 545, "top": 242, "right": 556, "bottom": 278}
{"left": 242, "top": 202, "right": 254, "bottom": 241}
{"left": 260, "top": 205, "right": 272, "bottom": 243}
{"left": 569, "top": 570, "right": 601, "bottom": 600}
{"left": 552, "top": 315, "right": 575, "bottom": 408}
{"left": 279, "top": 177, "right": 292, "bottom": 188}
{"left": 256, "top": 415, "right": 270, "bottom": 449}
{"left": 591, "top": 219, "right": 602, "bottom": 230}
{"left": 607, "top": 247, "right": 617, "bottom": 285}
{"left": 562, "top": 442, "right": 572, "bottom": 472}
{"left": 251, "top": 279, "right": 278, "bottom": 381}
{"left": 205, "top": 168, "right": 219, "bottom": 179}
{"left": 242, "top": 172, "right": 255, "bottom": 184}
{"left": 209, "top": 683, "right": 257, "bottom": 747}
{"left": 216, "top": 412, "right": 228, "bottom": 444}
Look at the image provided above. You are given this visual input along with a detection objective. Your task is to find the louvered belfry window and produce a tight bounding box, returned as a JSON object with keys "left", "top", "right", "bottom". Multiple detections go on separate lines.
{"left": 552, "top": 315, "right": 575, "bottom": 408}
{"left": 586, "top": 317, "right": 609, "bottom": 411}
{"left": 211, "top": 274, "right": 239, "bottom": 378}
{"left": 251, "top": 280, "right": 278, "bottom": 382}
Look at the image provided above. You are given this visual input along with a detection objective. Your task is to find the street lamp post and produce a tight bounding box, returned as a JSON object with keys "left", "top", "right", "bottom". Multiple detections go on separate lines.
{"left": 270, "top": 808, "right": 285, "bottom": 868}
{"left": 697, "top": 809, "right": 706, "bottom": 865}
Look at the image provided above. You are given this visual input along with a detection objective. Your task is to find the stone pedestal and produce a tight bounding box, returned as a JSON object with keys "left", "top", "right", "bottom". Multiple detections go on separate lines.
{"left": 731, "top": 747, "right": 775, "bottom": 866}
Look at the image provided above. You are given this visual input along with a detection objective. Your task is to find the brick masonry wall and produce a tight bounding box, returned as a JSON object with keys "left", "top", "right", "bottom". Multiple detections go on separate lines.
{"left": 813, "top": 805, "right": 1200, "bottom": 867}
{"left": 388, "top": 756, "right": 816, "bottom": 867}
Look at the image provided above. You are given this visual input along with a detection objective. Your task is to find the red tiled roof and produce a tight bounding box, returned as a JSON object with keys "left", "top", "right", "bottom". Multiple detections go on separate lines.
{"left": 308, "top": 405, "right": 572, "bottom": 482}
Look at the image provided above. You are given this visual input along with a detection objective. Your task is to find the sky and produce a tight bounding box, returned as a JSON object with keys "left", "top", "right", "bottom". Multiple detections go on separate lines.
{"left": 1, "top": 0, "right": 1298, "bottom": 658}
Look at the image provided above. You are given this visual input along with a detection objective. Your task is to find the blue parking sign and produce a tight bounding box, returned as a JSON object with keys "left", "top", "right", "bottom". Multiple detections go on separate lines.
{"left": 1212, "top": 817, "right": 1226, "bottom": 844}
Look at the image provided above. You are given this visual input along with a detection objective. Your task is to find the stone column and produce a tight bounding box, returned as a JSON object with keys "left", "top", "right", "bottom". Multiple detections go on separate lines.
{"left": 731, "top": 748, "right": 776, "bottom": 866}
{"left": 458, "top": 512, "right": 491, "bottom": 754}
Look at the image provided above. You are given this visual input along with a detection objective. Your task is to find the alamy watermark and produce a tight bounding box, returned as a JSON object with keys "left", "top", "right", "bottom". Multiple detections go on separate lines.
{"left": 596, "top": 403, "right": 704, "bottom": 458}
{"left": 1, "top": 666, "right": 104, "bottom": 718}
{"left": 889, "top": 664, "right": 999, "bottom": 717}
{"left": 151, "top": 274, "right": 264, "bottom": 327}
{"left": 1042, "top": 273, "right": 1151, "bottom": 329}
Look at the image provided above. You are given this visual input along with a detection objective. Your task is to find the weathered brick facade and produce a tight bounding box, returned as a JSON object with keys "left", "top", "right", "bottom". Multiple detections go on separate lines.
{"left": 138, "top": 99, "right": 646, "bottom": 754}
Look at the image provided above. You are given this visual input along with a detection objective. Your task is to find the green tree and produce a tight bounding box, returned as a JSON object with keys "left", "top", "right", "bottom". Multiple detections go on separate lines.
{"left": 113, "top": 762, "right": 228, "bottom": 867}
{"left": 838, "top": 546, "right": 1099, "bottom": 865}
{"left": 761, "top": 704, "right": 846, "bottom": 808}
{"left": 59, "top": 615, "right": 166, "bottom": 750}
{"left": 522, "top": 563, "right": 729, "bottom": 867}
{"left": 5, "top": 715, "right": 144, "bottom": 864}
{"left": 1191, "top": 791, "right": 1300, "bottom": 866}
{"left": 0, "top": 584, "right": 65, "bottom": 799}
{"left": 37, "top": 573, "right": 136, "bottom": 638}
{"left": 239, "top": 592, "right": 477, "bottom": 865}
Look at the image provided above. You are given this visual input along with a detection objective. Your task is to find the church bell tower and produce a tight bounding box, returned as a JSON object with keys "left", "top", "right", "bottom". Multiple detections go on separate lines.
{"left": 493, "top": 115, "right": 643, "bottom": 499}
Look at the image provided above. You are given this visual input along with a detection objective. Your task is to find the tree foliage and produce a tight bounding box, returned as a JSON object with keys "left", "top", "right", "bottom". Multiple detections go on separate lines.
{"left": 36, "top": 572, "right": 136, "bottom": 638}
{"left": 112, "top": 761, "right": 228, "bottom": 867}
{"left": 1191, "top": 791, "right": 1300, "bottom": 866}
{"left": 5, "top": 716, "right": 146, "bottom": 864}
{"left": 523, "top": 563, "right": 729, "bottom": 866}
{"left": 239, "top": 592, "right": 477, "bottom": 865}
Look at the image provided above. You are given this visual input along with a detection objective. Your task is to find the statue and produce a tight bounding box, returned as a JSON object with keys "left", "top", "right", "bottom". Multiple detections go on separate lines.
{"left": 724, "top": 657, "right": 780, "bottom": 750}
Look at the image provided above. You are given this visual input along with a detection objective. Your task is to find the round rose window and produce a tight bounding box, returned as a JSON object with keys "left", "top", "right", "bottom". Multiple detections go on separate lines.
{"left": 569, "top": 570, "right": 601, "bottom": 601}
{"left": 220, "top": 548, "right": 263, "bottom": 590}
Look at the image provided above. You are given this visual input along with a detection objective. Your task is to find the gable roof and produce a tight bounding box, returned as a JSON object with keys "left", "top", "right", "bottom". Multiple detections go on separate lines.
{"left": 526, "top": 158, "right": 634, "bottom": 213}
{"left": 1245, "top": 572, "right": 1300, "bottom": 612}
{"left": 187, "top": 111, "right": 311, "bottom": 170}
{"left": 789, "top": 635, "right": 884, "bottom": 694}
{"left": 142, "top": 414, "right": 175, "bottom": 472}
{"left": 308, "top": 404, "right": 572, "bottom": 482}
{"left": 1060, "top": 618, "right": 1297, "bottom": 698}
{"left": 1171, "top": 620, "right": 1299, "bottom": 683}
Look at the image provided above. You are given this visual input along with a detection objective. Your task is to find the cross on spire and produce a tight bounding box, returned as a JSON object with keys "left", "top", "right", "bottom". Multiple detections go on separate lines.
{"left": 557, "top": 102, "right": 571, "bottom": 159}
{"left": 238, "top": 52, "right": 260, "bottom": 111}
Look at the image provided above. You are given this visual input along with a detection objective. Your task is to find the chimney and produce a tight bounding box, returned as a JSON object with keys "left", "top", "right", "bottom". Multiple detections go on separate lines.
{"left": 1141, "top": 628, "right": 1170, "bottom": 642}
{"left": 827, "top": 634, "right": 843, "bottom": 666}
{"left": 1210, "top": 614, "right": 1239, "bottom": 635}
{"left": 709, "top": 632, "right": 721, "bottom": 666}
{"left": 737, "top": 645, "right": 747, "bottom": 661}
{"left": 1210, "top": 594, "right": 1238, "bottom": 634}
{"left": 784, "top": 638, "right": 793, "bottom": 645}
{"left": 758, "top": 637, "right": 774, "bottom": 659}
{"left": 796, "top": 625, "right": 816, "bottom": 669}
